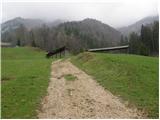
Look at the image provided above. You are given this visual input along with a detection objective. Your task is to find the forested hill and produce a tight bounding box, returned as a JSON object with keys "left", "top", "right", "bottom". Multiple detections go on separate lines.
{"left": 53, "top": 18, "right": 121, "bottom": 53}
{"left": 1, "top": 18, "right": 121, "bottom": 53}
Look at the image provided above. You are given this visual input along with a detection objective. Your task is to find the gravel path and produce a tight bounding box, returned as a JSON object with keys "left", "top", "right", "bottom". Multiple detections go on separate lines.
{"left": 38, "top": 60, "right": 141, "bottom": 119}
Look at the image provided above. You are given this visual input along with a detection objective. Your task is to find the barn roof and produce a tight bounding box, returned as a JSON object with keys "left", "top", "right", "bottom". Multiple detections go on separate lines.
{"left": 88, "top": 45, "right": 129, "bottom": 52}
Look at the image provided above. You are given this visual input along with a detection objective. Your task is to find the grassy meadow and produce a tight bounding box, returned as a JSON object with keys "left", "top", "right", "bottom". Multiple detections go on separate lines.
{"left": 1, "top": 47, "right": 55, "bottom": 118}
{"left": 71, "top": 52, "right": 159, "bottom": 118}
{"left": 1, "top": 47, "right": 159, "bottom": 118}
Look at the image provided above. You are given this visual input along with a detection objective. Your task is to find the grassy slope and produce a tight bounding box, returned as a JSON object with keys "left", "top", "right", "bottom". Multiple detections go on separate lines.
{"left": 1, "top": 47, "right": 54, "bottom": 118}
{"left": 71, "top": 52, "right": 159, "bottom": 118}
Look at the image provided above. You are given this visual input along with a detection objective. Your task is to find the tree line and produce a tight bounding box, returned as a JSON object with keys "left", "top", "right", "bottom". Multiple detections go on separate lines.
{"left": 2, "top": 20, "right": 158, "bottom": 56}
{"left": 120, "top": 21, "right": 159, "bottom": 56}
{"left": 2, "top": 19, "right": 121, "bottom": 54}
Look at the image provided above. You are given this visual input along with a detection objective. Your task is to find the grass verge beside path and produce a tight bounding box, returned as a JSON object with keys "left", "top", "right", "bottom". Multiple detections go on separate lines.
{"left": 1, "top": 47, "right": 55, "bottom": 118}
{"left": 71, "top": 52, "right": 159, "bottom": 118}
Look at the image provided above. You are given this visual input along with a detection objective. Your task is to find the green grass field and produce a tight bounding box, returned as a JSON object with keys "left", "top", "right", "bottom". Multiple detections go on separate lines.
{"left": 1, "top": 47, "right": 55, "bottom": 118}
{"left": 71, "top": 52, "right": 159, "bottom": 118}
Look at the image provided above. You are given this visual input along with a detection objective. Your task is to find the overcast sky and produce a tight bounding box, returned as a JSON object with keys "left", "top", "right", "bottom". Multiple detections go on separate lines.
{"left": 1, "top": 0, "right": 159, "bottom": 28}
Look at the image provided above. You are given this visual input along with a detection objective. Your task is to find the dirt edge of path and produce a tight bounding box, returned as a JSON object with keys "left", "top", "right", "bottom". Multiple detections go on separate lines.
{"left": 38, "top": 59, "right": 144, "bottom": 119}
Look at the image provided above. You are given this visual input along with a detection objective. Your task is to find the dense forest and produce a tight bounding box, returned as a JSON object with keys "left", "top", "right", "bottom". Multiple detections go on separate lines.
{"left": 128, "top": 21, "right": 159, "bottom": 56}
{"left": 1, "top": 17, "right": 159, "bottom": 56}
{"left": 2, "top": 18, "right": 121, "bottom": 54}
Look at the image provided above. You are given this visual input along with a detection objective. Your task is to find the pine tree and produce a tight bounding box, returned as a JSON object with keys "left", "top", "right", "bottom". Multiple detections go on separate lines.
{"left": 140, "top": 24, "right": 152, "bottom": 55}
{"left": 152, "top": 21, "right": 159, "bottom": 54}
{"left": 17, "top": 39, "right": 21, "bottom": 46}
{"left": 129, "top": 32, "right": 139, "bottom": 54}
{"left": 30, "top": 31, "right": 36, "bottom": 47}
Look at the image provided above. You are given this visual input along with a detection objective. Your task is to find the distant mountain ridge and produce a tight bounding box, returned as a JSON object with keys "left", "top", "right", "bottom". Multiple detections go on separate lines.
{"left": 2, "top": 17, "right": 44, "bottom": 32}
{"left": 2, "top": 16, "right": 158, "bottom": 53}
{"left": 1, "top": 17, "right": 122, "bottom": 53}
{"left": 118, "top": 16, "right": 159, "bottom": 36}
{"left": 1, "top": 17, "right": 65, "bottom": 33}
{"left": 52, "top": 18, "right": 122, "bottom": 51}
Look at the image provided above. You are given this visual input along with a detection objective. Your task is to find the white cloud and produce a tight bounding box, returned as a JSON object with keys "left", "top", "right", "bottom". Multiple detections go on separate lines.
{"left": 2, "top": 0, "right": 158, "bottom": 27}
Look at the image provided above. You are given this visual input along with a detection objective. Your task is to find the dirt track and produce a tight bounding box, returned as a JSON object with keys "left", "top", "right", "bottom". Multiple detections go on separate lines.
{"left": 38, "top": 60, "right": 141, "bottom": 119}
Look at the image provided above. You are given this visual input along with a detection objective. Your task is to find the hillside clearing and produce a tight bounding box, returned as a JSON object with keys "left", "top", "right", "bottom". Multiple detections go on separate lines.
{"left": 71, "top": 52, "right": 159, "bottom": 118}
{"left": 38, "top": 60, "right": 141, "bottom": 119}
{"left": 1, "top": 47, "right": 55, "bottom": 118}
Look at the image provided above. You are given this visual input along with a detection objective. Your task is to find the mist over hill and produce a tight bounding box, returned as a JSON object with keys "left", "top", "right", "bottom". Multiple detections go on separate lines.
{"left": 1, "top": 17, "right": 65, "bottom": 33}
{"left": 1, "top": 15, "right": 159, "bottom": 54}
{"left": 1, "top": 17, "right": 44, "bottom": 32}
{"left": 118, "top": 16, "right": 159, "bottom": 36}
{"left": 55, "top": 18, "right": 121, "bottom": 50}
{"left": 1, "top": 17, "right": 121, "bottom": 53}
